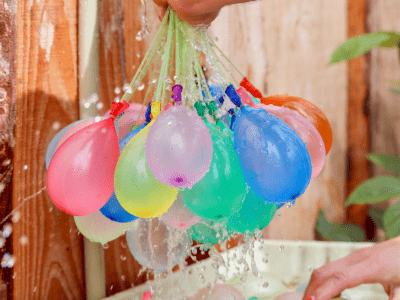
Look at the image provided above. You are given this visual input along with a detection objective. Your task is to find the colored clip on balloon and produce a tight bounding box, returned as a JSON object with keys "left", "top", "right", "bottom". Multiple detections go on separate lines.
{"left": 182, "top": 118, "right": 246, "bottom": 220}
{"left": 46, "top": 117, "right": 120, "bottom": 216}
{"left": 74, "top": 210, "right": 132, "bottom": 244}
{"left": 236, "top": 87, "right": 257, "bottom": 108}
{"left": 232, "top": 106, "right": 312, "bottom": 204}
{"left": 227, "top": 189, "right": 277, "bottom": 234}
{"left": 114, "top": 102, "right": 178, "bottom": 218}
{"left": 260, "top": 104, "right": 326, "bottom": 181}
{"left": 261, "top": 95, "right": 333, "bottom": 155}
{"left": 240, "top": 77, "right": 262, "bottom": 99}
{"left": 145, "top": 85, "right": 213, "bottom": 189}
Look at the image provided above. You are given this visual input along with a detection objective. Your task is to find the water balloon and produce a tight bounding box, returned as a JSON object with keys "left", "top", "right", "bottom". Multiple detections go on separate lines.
{"left": 189, "top": 219, "right": 230, "bottom": 246}
{"left": 126, "top": 218, "right": 186, "bottom": 272}
{"left": 47, "top": 117, "right": 120, "bottom": 216}
{"left": 74, "top": 210, "right": 132, "bottom": 244}
{"left": 260, "top": 104, "right": 326, "bottom": 180}
{"left": 190, "top": 284, "right": 245, "bottom": 300}
{"left": 232, "top": 106, "right": 312, "bottom": 204}
{"left": 100, "top": 191, "right": 138, "bottom": 223}
{"left": 183, "top": 119, "right": 246, "bottom": 220}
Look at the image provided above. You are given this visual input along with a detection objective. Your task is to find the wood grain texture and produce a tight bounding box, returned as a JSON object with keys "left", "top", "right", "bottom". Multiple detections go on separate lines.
{"left": 14, "top": 0, "right": 85, "bottom": 299}
{"left": 368, "top": 0, "right": 400, "bottom": 240}
{"left": 98, "top": 1, "right": 160, "bottom": 296}
{"left": 209, "top": 0, "right": 348, "bottom": 240}
{"left": 346, "top": 0, "right": 370, "bottom": 228}
{"left": 0, "top": 1, "right": 17, "bottom": 298}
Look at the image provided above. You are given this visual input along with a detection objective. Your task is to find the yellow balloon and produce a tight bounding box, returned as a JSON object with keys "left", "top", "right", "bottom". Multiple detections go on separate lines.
{"left": 114, "top": 121, "right": 178, "bottom": 218}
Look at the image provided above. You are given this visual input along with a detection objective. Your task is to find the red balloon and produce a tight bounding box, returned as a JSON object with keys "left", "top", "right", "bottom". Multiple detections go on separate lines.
{"left": 46, "top": 118, "right": 120, "bottom": 216}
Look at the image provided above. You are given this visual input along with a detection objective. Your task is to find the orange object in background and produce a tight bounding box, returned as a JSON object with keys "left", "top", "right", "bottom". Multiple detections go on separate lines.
{"left": 261, "top": 95, "right": 333, "bottom": 155}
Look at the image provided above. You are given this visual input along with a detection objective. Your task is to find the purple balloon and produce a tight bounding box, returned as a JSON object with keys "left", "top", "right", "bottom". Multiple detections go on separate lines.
{"left": 145, "top": 105, "right": 213, "bottom": 188}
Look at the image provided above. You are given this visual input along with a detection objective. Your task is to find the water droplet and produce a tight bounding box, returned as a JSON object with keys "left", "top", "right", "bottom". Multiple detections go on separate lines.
{"left": 114, "top": 87, "right": 121, "bottom": 94}
{"left": 2, "top": 159, "right": 10, "bottom": 166}
{"left": 33, "top": 287, "right": 37, "bottom": 292}
{"left": 23, "top": 165, "right": 28, "bottom": 170}
{"left": 2, "top": 223, "right": 12, "bottom": 238}
{"left": 52, "top": 122, "right": 61, "bottom": 130}
{"left": 0, "top": 237, "right": 5, "bottom": 248}
{"left": 0, "top": 88, "right": 7, "bottom": 102}
{"left": 279, "top": 245, "right": 284, "bottom": 251}
{"left": 151, "top": 78, "right": 157, "bottom": 84}
{"left": 132, "top": 65, "right": 136, "bottom": 70}
{"left": 19, "top": 235, "right": 28, "bottom": 245}
{"left": 120, "top": 255, "right": 126, "bottom": 261}
{"left": 84, "top": 102, "right": 91, "bottom": 109}
{"left": 137, "top": 51, "right": 142, "bottom": 58}
{"left": 136, "top": 32, "right": 143, "bottom": 41}
{"left": 7, "top": 255, "right": 15, "bottom": 268}
{"left": 102, "top": 243, "right": 109, "bottom": 249}
{"left": 120, "top": 241, "right": 127, "bottom": 248}
{"left": 121, "top": 275, "right": 126, "bottom": 281}
{"left": 202, "top": 67, "right": 207, "bottom": 72}
{"left": 199, "top": 274, "right": 204, "bottom": 280}
{"left": 192, "top": 248, "right": 197, "bottom": 255}
{"left": 262, "top": 282, "right": 269, "bottom": 288}
{"left": 96, "top": 102, "right": 104, "bottom": 110}
{"left": 12, "top": 211, "right": 20, "bottom": 223}
{"left": 123, "top": 83, "right": 133, "bottom": 94}
{"left": 101, "top": 128, "right": 107, "bottom": 134}
{"left": 114, "top": 97, "right": 120, "bottom": 102}
{"left": 95, "top": 116, "right": 101, "bottom": 122}
{"left": 214, "top": 36, "right": 218, "bottom": 41}
{"left": 137, "top": 82, "right": 145, "bottom": 91}
{"left": 308, "top": 266, "right": 314, "bottom": 272}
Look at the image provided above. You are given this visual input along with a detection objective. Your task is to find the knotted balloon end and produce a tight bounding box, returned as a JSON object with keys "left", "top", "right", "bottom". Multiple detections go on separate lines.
{"left": 240, "top": 77, "right": 262, "bottom": 99}
{"left": 110, "top": 100, "right": 129, "bottom": 119}
{"left": 150, "top": 101, "right": 162, "bottom": 119}
{"left": 172, "top": 84, "right": 183, "bottom": 105}
{"left": 206, "top": 101, "right": 218, "bottom": 120}
{"left": 225, "top": 85, "right": 243, "bottom": 108}
{"left": 142, "top": 291, "right": 153, "bottom": 300}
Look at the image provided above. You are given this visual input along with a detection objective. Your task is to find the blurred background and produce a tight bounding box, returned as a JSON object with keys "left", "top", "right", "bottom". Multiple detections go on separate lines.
{"left": 0, "top": 0, "right": 399, "bottom": 299}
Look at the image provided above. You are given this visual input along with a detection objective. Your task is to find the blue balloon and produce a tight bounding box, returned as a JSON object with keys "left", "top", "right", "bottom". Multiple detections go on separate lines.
{"left": 232, "top": 107, "right": 312, "bottom": 204}
{"left": 45, "top": 118, "right": 93, "bottom": 169}
{"left": 100, "top": 191, "right": 138, "bottom": 223}
{"left": 100, "top": 124, "right": 146, "bottom": 222}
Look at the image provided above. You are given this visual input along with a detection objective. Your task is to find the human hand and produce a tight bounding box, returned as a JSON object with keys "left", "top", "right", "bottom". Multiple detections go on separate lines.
{"left": 302, "top": 236, "right": 400, "bottom": 300}
{"left": 153, "top": 0, "right": 256, "bottom": 26}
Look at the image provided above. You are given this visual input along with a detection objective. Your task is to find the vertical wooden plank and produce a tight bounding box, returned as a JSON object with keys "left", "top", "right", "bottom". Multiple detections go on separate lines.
{"left": 98, "top": 1, "right": 159, "bottom": 296}
{"left": 209, "top": 0, "right": 348, "bottom": 240}
{"left": 0, "top": 0, "right": 17, "bottom": 298}
{"left": 346, "top": 0, "right": 370, "bottom": 228}
{"left": 368, "top": 0, "right": 400, "bottom": 240}
{"left": 14, "top": 0, "right": 85, "bottom": 299}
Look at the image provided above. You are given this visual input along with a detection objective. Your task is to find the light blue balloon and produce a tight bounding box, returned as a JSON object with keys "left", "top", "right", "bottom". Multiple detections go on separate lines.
{"left": 232, "top": 107, "right": 312, "bottom": 204}
{"left": 118, "top": 124, "right": 146, "bottom": 152}
{"left": 45, "top": 118, "right": 90, "bottom": 169}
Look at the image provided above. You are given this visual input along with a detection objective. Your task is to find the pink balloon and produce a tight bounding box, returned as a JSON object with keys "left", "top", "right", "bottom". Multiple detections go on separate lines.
{"left": 164, "top": 103, "right": 173, "bottom": 111}
{"left": 160, "top": 192, "right": 201, "bottom": 231}
{"left": 237, "top": 87, "right": 257, "bottom": 108}
{"left": 47, "top": 118, "right": 120, "bottom": 216}
{"left": 57, "top": 117, "right": 106, "bottom": 150}
{"left": 145, "top": 105, "right": 213, "bottom": 189}
{"left": 190, "top": 284, "right": 245, "bottom": 300}
{"left": 257, "top": 104, "right": 325, "bottom": 180}
{"left": 105, "top": 103, "right": 146, "bottom": 139}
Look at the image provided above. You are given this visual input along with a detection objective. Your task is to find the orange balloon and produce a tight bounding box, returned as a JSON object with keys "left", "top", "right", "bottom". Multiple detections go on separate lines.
{"left": 261, "top": 95, "right": 333, "bottom": 155}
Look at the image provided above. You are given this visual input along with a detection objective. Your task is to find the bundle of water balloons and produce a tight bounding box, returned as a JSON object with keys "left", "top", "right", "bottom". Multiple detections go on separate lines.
{"left": 45, "top": 7, "right": 332, "bottom": 276}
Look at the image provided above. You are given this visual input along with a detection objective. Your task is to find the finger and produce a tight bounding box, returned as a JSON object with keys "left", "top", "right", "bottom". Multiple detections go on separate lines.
{"left": 303, "top": 247, "right": 371, "bottom": 298}
{"left": 312, "top": 263, "right": 378, "bottom": 300}
{"left": 390, "top": 285, "right": 400, "bottom": 300}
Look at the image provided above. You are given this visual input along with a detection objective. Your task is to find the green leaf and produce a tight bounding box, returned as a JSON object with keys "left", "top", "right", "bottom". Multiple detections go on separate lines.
{"left": 345, "top": 176, "right": 400, "bottom": 206}
{"left": 389, "top": 88, "right": 400, "bottom": 95}
{"left": 330, "top": 32, "right": 399, "bottom": 64}
{"left": 383, "top": 201, "right": 400, "bottom": 238}
{"left": 369, "top": 207, "right": 385, "bottom": 229}
{"left": 377, "top": 31, "right": 400, "bottom": 48}
{"left": 366, "top": 153, "right": 400, "bottom": 176}
{"left": 316, "top": 211, "right": 365, "bottom": 242}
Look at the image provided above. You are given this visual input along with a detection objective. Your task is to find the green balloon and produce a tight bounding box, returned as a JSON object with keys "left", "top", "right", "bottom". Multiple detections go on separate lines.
{"left": 182, "top": 119, "right": 246, "bottom": 220}
{"left": 227, "top": 189, "right": 277, "bottom": 234}
{"left": 114, "top": 123, "right": 178, "bottom": 219}
{"left": 189, "top": 219, "right": 230, "bottom": 246}
{"left": 215, "top": 119, "right": 233, "bottom": 141}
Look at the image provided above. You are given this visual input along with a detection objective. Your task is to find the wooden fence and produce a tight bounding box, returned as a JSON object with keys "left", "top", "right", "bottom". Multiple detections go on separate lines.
{"left": 0, "top": 0, "right": 399, "bottom": 299}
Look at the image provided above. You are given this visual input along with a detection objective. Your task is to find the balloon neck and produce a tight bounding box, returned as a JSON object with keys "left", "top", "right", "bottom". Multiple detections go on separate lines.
{"left": 240, "top": 77, "right": 262, "bottom": 99}
{"left": 172, "top": 84, "right": 183, "bottom": 105}
{"left": 150, "top": 101, "right": 161, "bottom": 119}
{"left": 110, "top": 100, "right": 129, "bottom": 119}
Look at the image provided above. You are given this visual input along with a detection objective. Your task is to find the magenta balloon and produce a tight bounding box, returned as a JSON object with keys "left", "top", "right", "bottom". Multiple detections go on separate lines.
{"left": 104, "top": 103, "right": 146, "bottom": 139}
{"left": 145, "top": 106, "right": 213, "bottom": 188}
{"left": 259, "top": 104, "right": 325, "bottom": 180}
{"left": 57, "top": 117, "right": 106, "bottom": 150}
{"left": 190, "top": 284, "right": 245, "bottom": 300}
{"left": 160, "top": 192, "right": 200, "bottom": 231}
{"left": 46, "top": 118, "right": 120, "bottom": 216}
